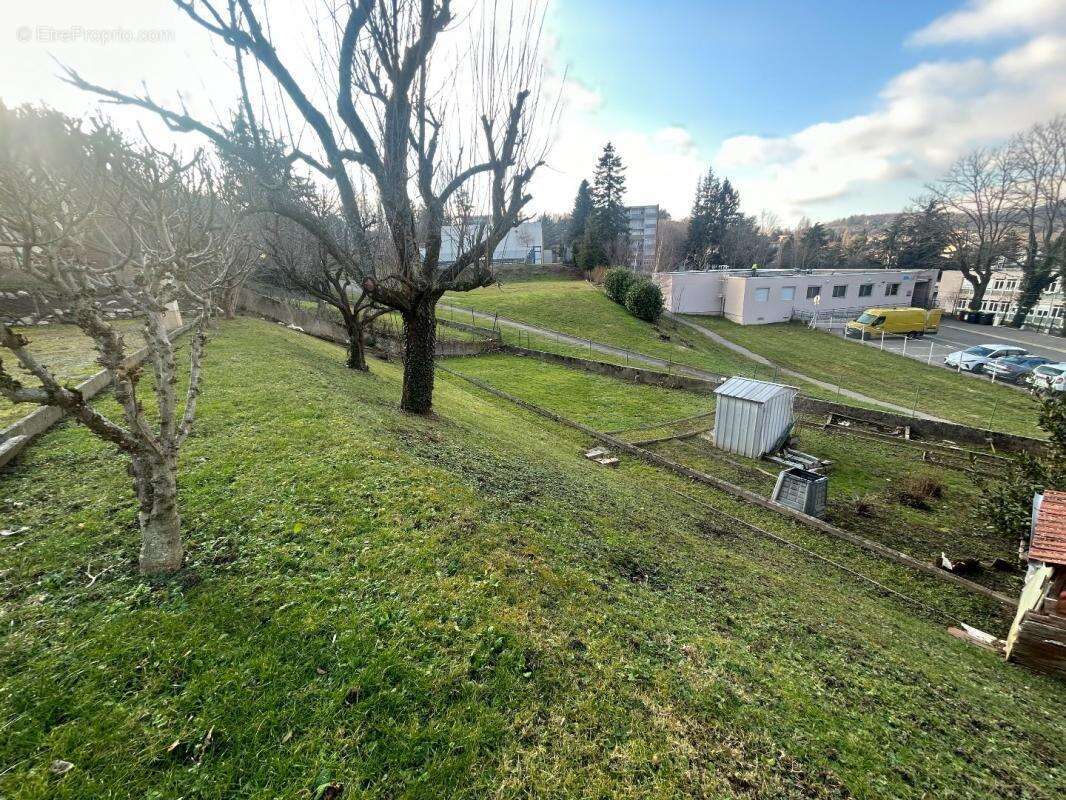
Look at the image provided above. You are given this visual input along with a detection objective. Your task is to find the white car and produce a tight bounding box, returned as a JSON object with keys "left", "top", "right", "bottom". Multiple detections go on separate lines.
{"left": 944, "top": 344, "right": 1028, "bottom": 373}
{"left": 1028, "top": 363, "right": 1066, "bottom": 392}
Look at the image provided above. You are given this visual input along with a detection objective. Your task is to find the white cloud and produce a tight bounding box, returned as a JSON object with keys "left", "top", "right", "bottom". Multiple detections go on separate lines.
{"left": 712, "top": 8, "right": 1066, "bottom": 224}
{"left": 909, "top": 0, "right": 1066, "bottom": 46}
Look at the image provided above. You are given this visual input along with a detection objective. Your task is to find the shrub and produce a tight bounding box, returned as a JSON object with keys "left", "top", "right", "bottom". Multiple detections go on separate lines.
{"left": 603, "top": 267, "right": 635, "bottom": 304}
{"left": 625, "top": 278, "right": 664, "bottom": 322}
{"left": 895, "top": 475, "right": 946, "bottom": 510}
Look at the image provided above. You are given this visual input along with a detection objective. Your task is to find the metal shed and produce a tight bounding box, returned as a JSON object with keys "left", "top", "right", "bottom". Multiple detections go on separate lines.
{"left": 712, "top": 377, "right": 798, "bottom": 459}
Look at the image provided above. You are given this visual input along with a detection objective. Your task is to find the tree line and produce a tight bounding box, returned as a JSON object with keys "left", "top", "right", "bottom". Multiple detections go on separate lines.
{"left": 542, "top": 115, "right": 1065, "bottom": 332}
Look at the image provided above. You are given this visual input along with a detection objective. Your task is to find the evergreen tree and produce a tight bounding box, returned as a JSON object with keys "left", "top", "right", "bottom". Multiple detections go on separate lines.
{"left": 588, "top": 142, "right": 628, "bottom": 264}
{"left": 566, "top": 179, "right": 594, "bottom": 265}
{"left": 684, "top": 169, "right": 743, "bottom": 266}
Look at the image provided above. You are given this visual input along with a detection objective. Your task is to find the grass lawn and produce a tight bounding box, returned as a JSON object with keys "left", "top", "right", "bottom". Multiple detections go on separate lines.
{"left": 0, "top": 320, "right": 144, "bottom": 429}
{"left": 452, "top": 350, "right": 1019, "bottom": 593}
{"left": 2, "top": 317, "right": 1064, "bottom": 798}
{"left": 442, "top": 353, "right": 712, "bottom": 432}
{"left": 686, "top": 316, "right": 1042, "bottom": 437}
{"left": 442, "top": 279, "right": 762, "bottom": 376}
{"left": 439, "top": 280, "right": 978, "bottom": 418}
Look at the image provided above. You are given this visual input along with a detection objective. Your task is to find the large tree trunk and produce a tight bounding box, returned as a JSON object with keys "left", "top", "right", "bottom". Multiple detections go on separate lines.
{"left": 132, "top": 454, "right": 183, "bottom": 574}
{"left": 1009, "top": 284, "right": 1043, "bottom": 328}
{"left": 222, "top": 285, "right": 240, "bottom": 320}
{"left": 400, "top": 301, "right": 437, "bottom": 414}
{"left": 965, "top": 272, "right": 990, "bottom": 312}
{"left": 346, "top": 321, "right": 369, "bottom": 371}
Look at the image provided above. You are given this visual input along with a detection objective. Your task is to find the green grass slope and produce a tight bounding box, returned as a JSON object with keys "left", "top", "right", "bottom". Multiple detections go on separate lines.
{"left": 0, "top": 321, "right": 144, "bottom": 428}
{"left": 686, "top": 316, "right": 1041, "bottom": 437}
{"left": 1, "top": 318, "right": 1063, "bottom": 798}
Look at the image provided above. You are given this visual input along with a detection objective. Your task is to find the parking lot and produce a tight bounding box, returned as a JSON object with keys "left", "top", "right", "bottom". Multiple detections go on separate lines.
{"left": 822, "top": 317, "right": 1066, "bottom": 386}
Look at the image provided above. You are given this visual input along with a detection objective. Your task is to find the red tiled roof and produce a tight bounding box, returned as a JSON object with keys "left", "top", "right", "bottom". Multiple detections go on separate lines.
{"left": 1031, "top": 490, "right": 1066, "bottom": 564}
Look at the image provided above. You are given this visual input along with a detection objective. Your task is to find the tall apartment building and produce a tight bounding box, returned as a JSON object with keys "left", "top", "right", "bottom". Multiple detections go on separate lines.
{"left": 937, "top": 268, "right": 1064, "bottom": 332}
{"left": 625, "top": 205, "right": 659, "bottom": 271}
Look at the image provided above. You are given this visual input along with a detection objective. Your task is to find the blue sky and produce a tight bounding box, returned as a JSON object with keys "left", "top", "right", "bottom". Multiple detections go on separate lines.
{"left": 552, "top": 0, "right": 961, "bottom": 141}
{"left": 2, "top": 0, "right": 1065, "bottom": 225}
{"left": 534, "top": 0, "right": 1066, "bottom": 223}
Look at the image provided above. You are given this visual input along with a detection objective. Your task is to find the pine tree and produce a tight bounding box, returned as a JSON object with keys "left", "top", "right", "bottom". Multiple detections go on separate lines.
{"left": 684, "top": 169, "right": 746, "bottom": 267}
{"left": 588, "top": 142, "right": 628, "bottom": 264}
{"left": 566, "top": 179, "right": 594, "bottom": 265}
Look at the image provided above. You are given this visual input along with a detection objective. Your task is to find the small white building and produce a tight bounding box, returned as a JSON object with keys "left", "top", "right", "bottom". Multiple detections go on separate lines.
{"left": 712, "top": 377, "right": 798, "bottom": 459}
{"left": 653, "top": 267, "right": 938, "bottom": 325}
{"left": 439, "top": 219, "right": 543, "bottom": 265}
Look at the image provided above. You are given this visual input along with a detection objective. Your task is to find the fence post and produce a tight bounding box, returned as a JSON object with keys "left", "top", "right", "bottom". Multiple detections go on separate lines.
{"left": 927, "top": 340, "right": 934, "bottom": 365}
{"left": 988, "top": 398, "right": 999, "bottom": 430}
{"left": 911, "top": 386, "right": 920, "bottom": 418}
{"left": 902, "top": 335, "right": 907, "bottom": 358}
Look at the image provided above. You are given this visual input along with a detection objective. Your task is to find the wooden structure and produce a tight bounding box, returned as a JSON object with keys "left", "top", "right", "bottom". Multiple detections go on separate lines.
{"left": 1006, "top": 491, "right": 1066, "bottom": 679}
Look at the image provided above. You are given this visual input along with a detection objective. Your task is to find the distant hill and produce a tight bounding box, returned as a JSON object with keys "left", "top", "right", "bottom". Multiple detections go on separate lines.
{"left": 821, "top": 213, "right": 900, "bottom": 236}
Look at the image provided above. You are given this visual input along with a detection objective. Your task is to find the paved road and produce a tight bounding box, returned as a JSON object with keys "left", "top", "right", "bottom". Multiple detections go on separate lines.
{"left": 842, "top": 318, "right": 1066, "bottom": 373}
{"left": 442, "top": 303, "right": 946, "bottom": 420}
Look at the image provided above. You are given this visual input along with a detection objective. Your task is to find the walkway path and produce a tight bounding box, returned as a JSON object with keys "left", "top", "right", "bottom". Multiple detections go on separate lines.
{"left": 442, "top": 303, "right": 946, "bottom": 421}
{"left": 668, "top": 313, "right": 947, "bottom": 421}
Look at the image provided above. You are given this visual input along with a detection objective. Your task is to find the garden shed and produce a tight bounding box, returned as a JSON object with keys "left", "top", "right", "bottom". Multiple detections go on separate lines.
{"left": 712, "top": 377, "right": 798, "bottom": 459}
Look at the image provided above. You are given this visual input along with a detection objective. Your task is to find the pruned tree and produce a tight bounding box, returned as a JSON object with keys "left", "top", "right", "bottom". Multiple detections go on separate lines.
{"left": 65, "top": 0, "right": 553, "bottom": 414}
{"left": 260, "top": 193, "right": 387, "bottom": 371}
{"left": 1004, "top": 115, "right": 1066, "bottom": 328}
{"left": 0, "top": 106, "right": 228, "bottom": 574}
{"left": 929, "top": 146, "right": 1022, "bottom": 311}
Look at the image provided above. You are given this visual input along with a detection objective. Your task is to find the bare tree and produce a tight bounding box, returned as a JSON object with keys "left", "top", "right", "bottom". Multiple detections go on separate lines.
{"left": 0, "top": 108, "right": 227, "bottom": 574}
{"left": 1005, "top": 116, "right": 1066, "bottom": 327}
{"left": 65, "top": 0, "right": 552, "bottom": 414}
{"left": 929, "top": 147, "right": 1022, "bottom": 312}
{"left": 260, "top": 195, "right": 388, "bottom": 371}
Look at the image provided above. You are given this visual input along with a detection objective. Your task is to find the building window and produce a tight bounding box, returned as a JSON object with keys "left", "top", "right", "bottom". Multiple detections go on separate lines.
{"left": 832, "top": 285, "right": 847, "bottom": 298}
{"left": 754, "top": 287, "right": 770, "bottom": 302}
{"left": 993, "top": 280, "right": 1004, "bottom": 290}
{"left": 858, "top": 284, "right": 873, "bottom": 297}
{"left": 886, "top": 283, "right": 900, "bottom": 296}
{"left": 806, "top": 286, "right": 821, "bottom": 300}
{"left": 781, "top": 286, "right": 796, "bottom": 301}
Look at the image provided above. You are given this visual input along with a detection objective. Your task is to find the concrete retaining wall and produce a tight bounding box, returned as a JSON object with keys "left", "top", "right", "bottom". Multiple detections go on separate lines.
{"left": 494, "top": 263, "right": 584, "bottom": 282}
{"left": 496, "top": 344, "right": 1045, "bottom": 453}
{"left": 499, "top": 345, "right": 723, "bottom": 394}
{"left": 0, "top": 321, "right": 195, "bottom": 469}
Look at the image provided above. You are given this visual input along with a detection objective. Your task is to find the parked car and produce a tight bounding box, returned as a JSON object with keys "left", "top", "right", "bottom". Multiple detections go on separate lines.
{"left": 944, "top": 344, "right": 1028, "bottom": 373}
{"left": 1027, "top": 363, "right": 1066, "bottom": 392}
{"left": 845, "top": 307, "right": 942, "bottom": 339}
{"left": 984, "top": 355, "right": 1052, "bottom": 384}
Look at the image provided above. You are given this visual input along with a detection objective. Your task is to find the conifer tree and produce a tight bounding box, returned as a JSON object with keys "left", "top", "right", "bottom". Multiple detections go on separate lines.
{"left": 586, "top": 142, "right": 628, "bottom": 265}
{"left": 566, "top": 179, "right": 594, "bottom": 265}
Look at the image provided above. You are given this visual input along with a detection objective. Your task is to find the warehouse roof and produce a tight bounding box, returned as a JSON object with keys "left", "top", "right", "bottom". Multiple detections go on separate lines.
{"left": 714, "top": 377, "right": 797, "bottom": 404}
{"left": 1031, "top": 490, "right": 1066, "bottom": 565}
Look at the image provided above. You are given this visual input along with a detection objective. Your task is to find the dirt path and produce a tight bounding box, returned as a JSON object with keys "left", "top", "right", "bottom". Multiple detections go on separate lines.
{"left": 668, "top": 314, "right": 948, "bottom": 421}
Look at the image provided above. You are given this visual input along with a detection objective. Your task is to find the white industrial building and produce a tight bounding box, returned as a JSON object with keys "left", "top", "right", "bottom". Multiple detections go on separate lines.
{"left": 652, "top": 267, "right": 938, "bottom": 325}
{"left": 438, "top": 219, "right": 543, "bottom": 265}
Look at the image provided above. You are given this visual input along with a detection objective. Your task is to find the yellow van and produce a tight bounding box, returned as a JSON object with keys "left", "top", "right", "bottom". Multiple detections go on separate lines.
{"left": 845, "top": 307, "right": 942, "bottom": 339}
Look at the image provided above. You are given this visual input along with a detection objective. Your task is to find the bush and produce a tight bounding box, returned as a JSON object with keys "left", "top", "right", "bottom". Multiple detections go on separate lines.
{"left": 895, "top": 475, "right": 946, "bottom": 510}
{"left": 603, "top": 267, "right": 635, "bottom": 304}
{"left": 625, "top": 278, "right": 664, "bottom": 322}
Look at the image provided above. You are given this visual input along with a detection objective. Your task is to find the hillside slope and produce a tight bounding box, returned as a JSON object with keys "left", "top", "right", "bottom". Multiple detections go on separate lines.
{"left": 1, "top": 318, "right": 1063, "bottom": 798}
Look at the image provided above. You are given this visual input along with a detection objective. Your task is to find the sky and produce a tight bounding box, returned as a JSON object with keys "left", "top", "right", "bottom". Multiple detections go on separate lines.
{"left": 2, "top": 0, "right": 1066, "bottom": 225}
